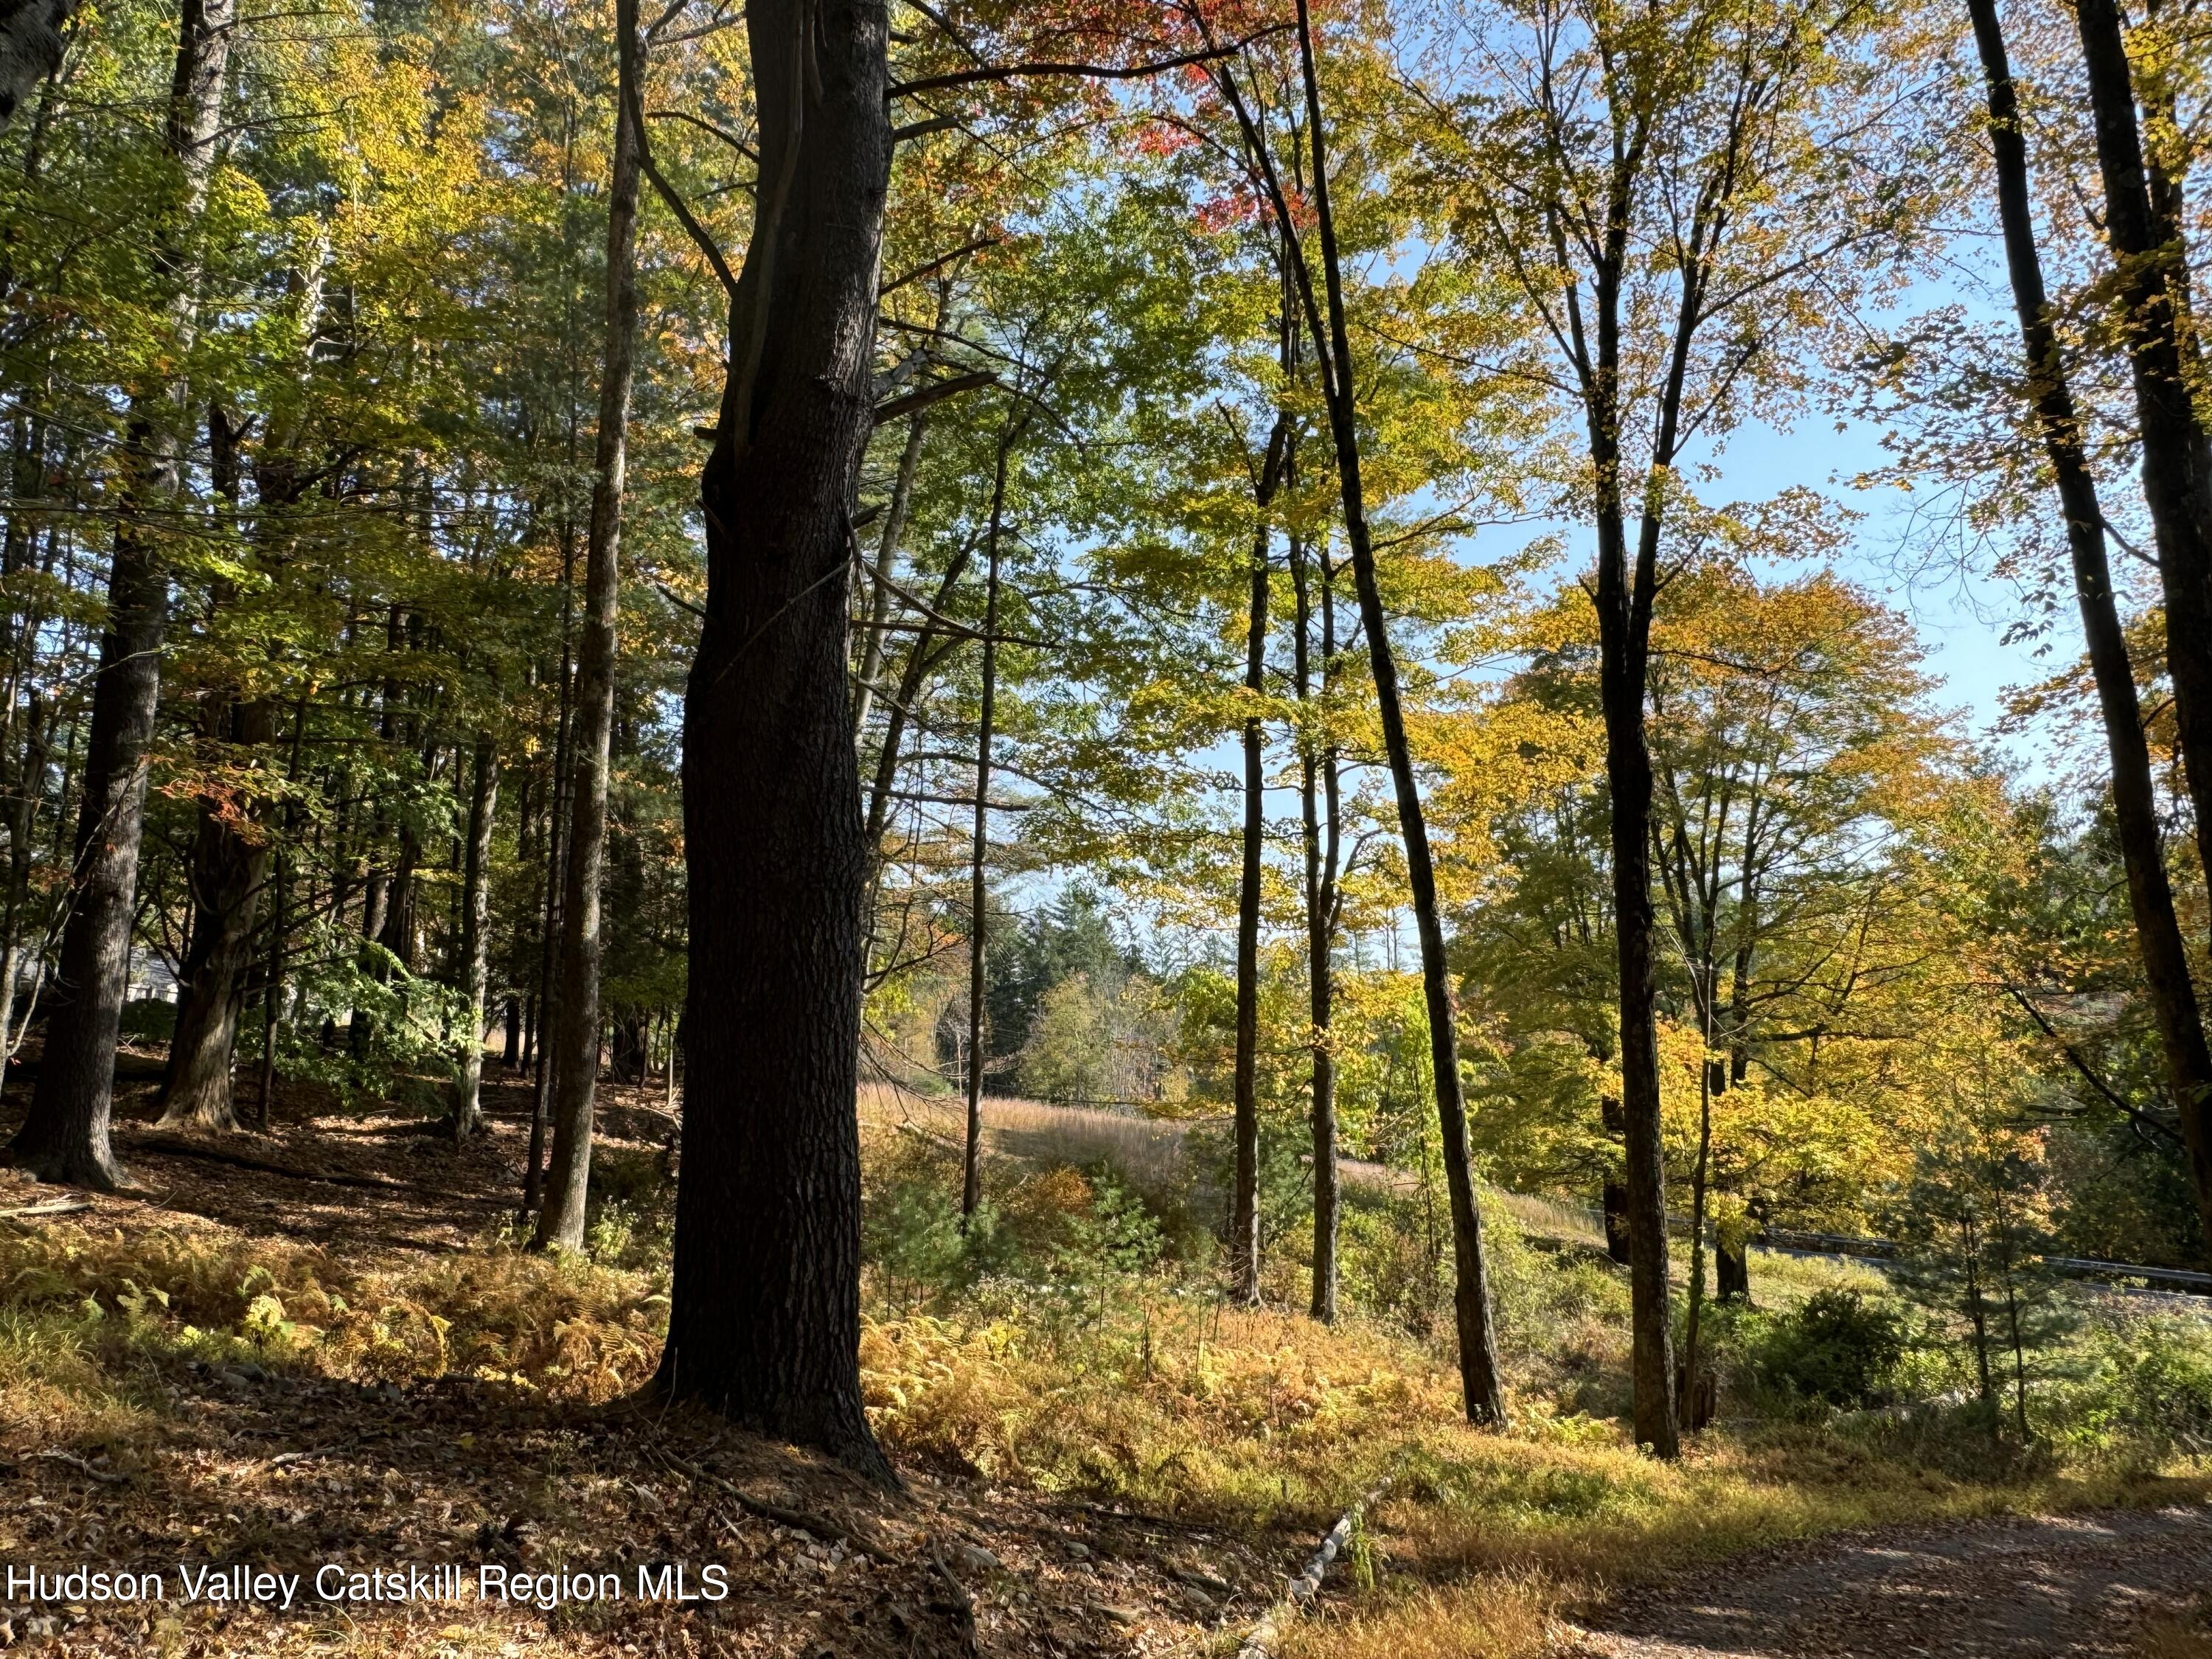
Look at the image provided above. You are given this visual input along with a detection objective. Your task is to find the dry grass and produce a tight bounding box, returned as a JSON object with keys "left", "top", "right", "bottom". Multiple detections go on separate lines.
{"left": 2140, "top": 1603, "right": 2212, "bottom": 1659}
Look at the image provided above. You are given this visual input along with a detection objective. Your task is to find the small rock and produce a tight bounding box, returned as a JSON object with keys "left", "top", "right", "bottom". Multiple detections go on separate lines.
{"left": 1090, "top": 1603, "right": 1142, "bottom": 1626}
{"left": 1064, "top": 1540, "right": 1091, "bottom": 1559}
{"left": 1174, "top": 1566, "right": 1234, "bottom": 1597}
{"left": 954, "top": 1543, "right": 1002, "bottom": 1575}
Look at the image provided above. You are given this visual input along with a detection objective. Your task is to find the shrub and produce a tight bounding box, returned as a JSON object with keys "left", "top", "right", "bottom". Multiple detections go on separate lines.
{"left": 1755, "top": 1288, "right": 1905, "bottom": 1408}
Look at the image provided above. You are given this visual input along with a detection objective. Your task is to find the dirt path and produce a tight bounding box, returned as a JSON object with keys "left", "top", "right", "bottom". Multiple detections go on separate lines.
{"left": 1565, "top": 1506, "right": 2212, "bottom": 1658}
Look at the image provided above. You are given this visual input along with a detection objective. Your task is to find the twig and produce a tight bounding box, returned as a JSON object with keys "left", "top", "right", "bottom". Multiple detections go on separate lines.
{"left": 35, "top": 1449, "right": 130, "bottom": 1484}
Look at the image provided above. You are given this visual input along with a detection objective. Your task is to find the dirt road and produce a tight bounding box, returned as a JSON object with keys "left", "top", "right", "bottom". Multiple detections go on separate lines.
{"left": 1565, "top": 1506, "right": 2212, "bottom": 1658}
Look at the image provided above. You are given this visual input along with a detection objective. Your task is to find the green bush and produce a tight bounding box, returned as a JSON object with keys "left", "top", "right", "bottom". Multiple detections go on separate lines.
{"left": 1754, "top": 1288, "right": 1905, "bottom": 1408}
{"left": 119, "top": 997, "right": 177, "bottom": 1042}
{"left": 2041, "top": 1313, "right": 2212, "bottom": 1455}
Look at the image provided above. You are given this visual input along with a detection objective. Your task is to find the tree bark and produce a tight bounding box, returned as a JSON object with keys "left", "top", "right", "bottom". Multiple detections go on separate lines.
{"left": 961, "top": 431, "right": 1009, "bottom": 1222}
{"left": 2074, "top": 0, "right": 2212, "bottom": 973}
{"left": 655, "top": 0, "right": 894, "bottom": 1482}
{"left": 1231, "top": 417, "right": 1289, "bottom": 1304}
{"left": 11, "top": 0, "right": 232, "bottom": 1189}
{"left": 1287, "top": 0, "right": 1504, "bottom": 1420}
{"left": 1293, "top": 533, "right": 1342, "bottom": 1323}
{"left": 0, "top": 0, "right": 74, "bottom": 129}
{"left": 451, "top": 730, "right": 498, "bottom": 1139}
{"left": 157, "top": 693, "right": 274, "bottom": 1131}
{"left": 1983, "top": 0, "right": 2212, "bottom": 1251}
{"left": 535, "top": 0, "right": 642, "bottom": 1253}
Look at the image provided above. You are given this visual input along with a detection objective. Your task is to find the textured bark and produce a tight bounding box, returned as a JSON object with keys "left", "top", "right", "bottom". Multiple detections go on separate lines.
{"left": 0, "top": 0, "right": 72, "bottom": 129}
{"left": 1598, "top": 453, "right": 1678, "bottom": 1458}
{"left": 1230, "top": 417, "right": 1288, "bottom": 1304}
{"left": 11, "top": 0, "right": 232, "bottom": 1189}
{"left": 655, "top": 0, "right": 893, "bottom": 1481}
{"left": 1289, "top": 0, "right": 1504, "bottom": 1420}
{"left": 961, "top": 436, "right": 1009, "bottom": 1222}
{"left": 1976, "top": 0, "right": 2212, "bottom": 1251}
{"left": 535, "top": 2, "right": 641, "bottom": 1253}
{"left": 2075, "top": 0, "right": 2212, "bottom": 978}
{"left": 450, "top": 731, "right": 498, "bottom": 1140}
{"left": 157, "top": 695, "right": 274, "bottom": 1131}
{"left": 1293, "top": 534, "right": 1342, "bottom": 1324}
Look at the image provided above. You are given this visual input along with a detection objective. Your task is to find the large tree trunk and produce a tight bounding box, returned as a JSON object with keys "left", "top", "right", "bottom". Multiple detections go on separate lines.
{"left": 157, "top": 695, "right": 274, "bottom": 1131}
{"left": 10, "top": 0, "right": 232, "bottom": 1189}
{"left": 451, "top": 731, "right": 498, "bottom": 1140}
{"left": 1230, "top": 418, "right": 1287, "bottom": 1303}
{"left": 1975, "top": 0, "right": 2212, "bottom": 1253}
{"left": 0, "top": 0, "right": 74, "bottom": 129}
{"left": 535, "top": 0, "right": 641, "bottom": 1253}
{"left": 1289, "top": 0, "right": 1504, "bottom": 1420}
{"left": 654, "top": 0, "right": 893, "bottom": 1481}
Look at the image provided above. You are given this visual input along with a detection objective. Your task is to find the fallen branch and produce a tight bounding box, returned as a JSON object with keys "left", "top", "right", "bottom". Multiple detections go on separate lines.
{"left": 1238, "top": 1478, "right": 1390, "bottom": 1658}
{"left": 127, "top": 1134, "right": 447, "bottom": 1197}
{"left": 0, "top": 1198, "right": 93, "bottom": 1221}
{"left": 652, "top": 1447, "right": 895, "bottom": 1564}
{"left": 928, "top": 1544, "right": 978, "bottom": 1652}
{"left": 35, "top": 1450, "right": 130, "bottom": 1485}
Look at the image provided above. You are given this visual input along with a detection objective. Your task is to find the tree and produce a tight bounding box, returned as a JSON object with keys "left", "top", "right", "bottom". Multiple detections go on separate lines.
{"left": 1892, "top": 1117, "right": 2074, "bottom": 1443}
{"left": 1966, "top": 0, "right": 2212, "bottom": 1258}
{"left": 535, "top": 0, "right": 644, "bottom": 1255}
{"left": 2065, "top": 0, "right": 2212, "bottom": 1251}
{"left": 1418, "top": 0, "right": 1936, "bottom": 1454}
{"left": 1231, "top": 414, "right": 1290, "bottom": 1301}
{"left": 653, "top": 0, "right": 893, "bottom": 1480}
{"left": 13, "top": 0, "right": 233, "bottom": 1187}
{"left": 1245, "top": 0, "right": 1506, "bottom": 1420}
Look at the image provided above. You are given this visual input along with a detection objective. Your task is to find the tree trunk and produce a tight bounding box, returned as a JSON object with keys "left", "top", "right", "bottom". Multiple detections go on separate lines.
{"left": 524, "top": 537, "right": 577, "bottom": 1207}
{"left": 535, "top": 1, "right": 641, "bottom": 1253}
{"left": 961, "top": 434, "right": 1009, "bottom": 1222}
{"left": 10, "top": 0, "right": 232, "bottom": 1189}
{"left": 1294, "top": 534, "right": 1342, "bottom": 1324}
{"left": 2065, "top": 0, "right": 2212, "bottom": 1249}
{"left": 655, "top": 0, "right": 893, "bottom": 1483}
{"left": 157, "top": 696, "right": 274, "bottom": 1131}
{"left": 1717, "top": 1235, "right": 1749, "bottom": 1301}
{"left": 852, "top": 411, "right": 926, "bottom": 735}
{"left": 0, "top": 1, "right": 76, "bottom": 129}
{"left": 1289, "top": 0, "right": 1504, "bottom": 1421}
{"left": 451, "top": 731, "right": 498, "bottom": 1139}
{"left": 1231, "top": 417, "right": 1288, "bottom": 1304}
{"left": 502, "top": 995, "right": 520, "bottom": 1068}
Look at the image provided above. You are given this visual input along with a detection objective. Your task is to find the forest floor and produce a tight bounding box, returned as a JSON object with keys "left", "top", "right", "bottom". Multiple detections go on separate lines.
{"left": 0, "top": 1056, "right": 1301, "bottom": 1658}
{"left": 1561, "top": 1506, "right": 2212, "bottom": 1658}
{"left": 1, "top": 1057, "right": 2208, "bottom": 1658}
